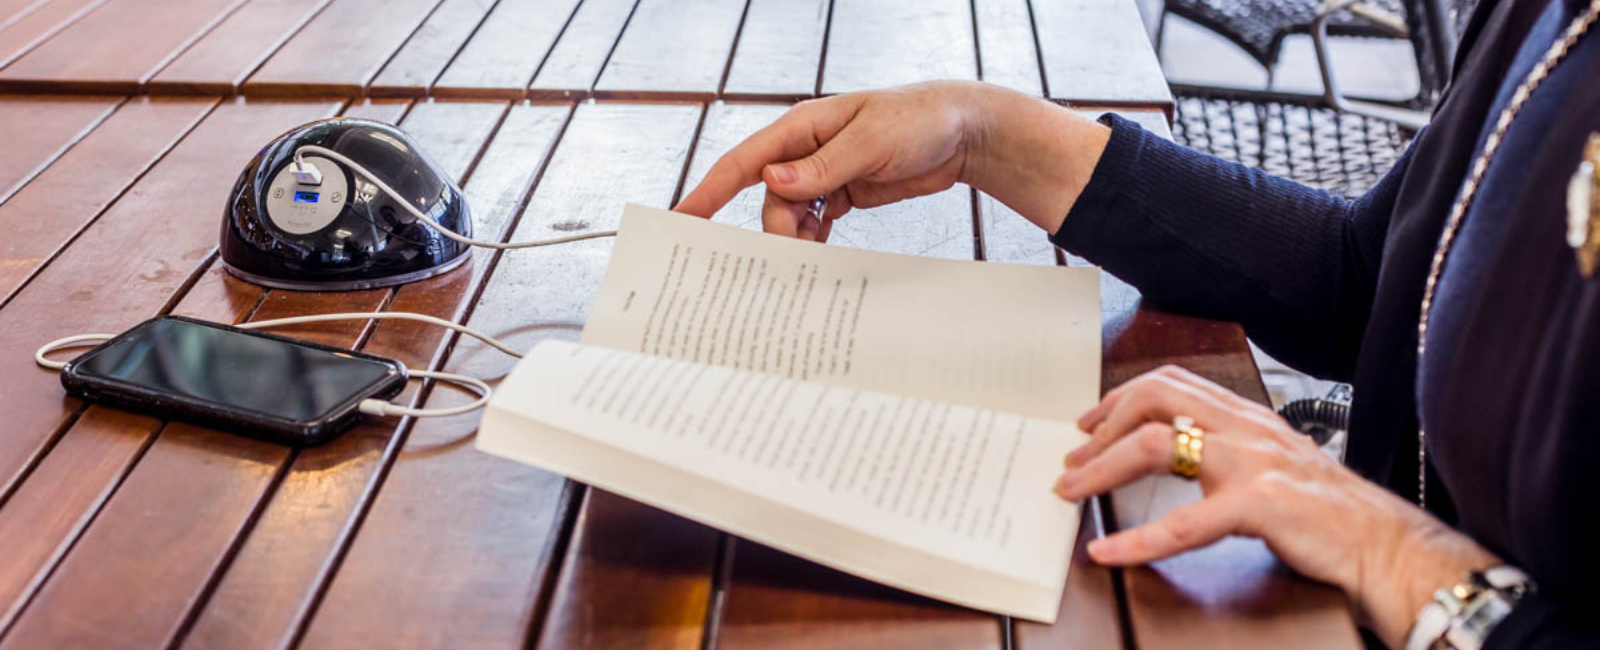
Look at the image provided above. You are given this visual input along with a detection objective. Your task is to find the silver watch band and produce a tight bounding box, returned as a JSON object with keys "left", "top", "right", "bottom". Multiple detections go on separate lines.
{"left": 1404, "top": 565, "right": 1533, "bottom": 650}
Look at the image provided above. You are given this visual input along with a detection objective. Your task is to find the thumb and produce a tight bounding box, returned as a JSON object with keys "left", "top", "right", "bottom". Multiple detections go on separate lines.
{"left": 762, "top": 131, "right": 878, "bottom": 201}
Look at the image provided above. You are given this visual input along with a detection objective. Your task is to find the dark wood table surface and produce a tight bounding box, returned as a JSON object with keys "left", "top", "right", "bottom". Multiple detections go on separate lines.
{"left": 0, "top": 0, "right": 1362, "bottom": 648}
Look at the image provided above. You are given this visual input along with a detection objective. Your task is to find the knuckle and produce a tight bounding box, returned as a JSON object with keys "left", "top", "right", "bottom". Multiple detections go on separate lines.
{"left": 1163, "top": 514, "right": 1198, "bottom": 546}
{"left": 801, "top": 154, "right": 833, "bottom": 182}
{"left": 1137, "top": 424, "right": 1171, "bottom": 459}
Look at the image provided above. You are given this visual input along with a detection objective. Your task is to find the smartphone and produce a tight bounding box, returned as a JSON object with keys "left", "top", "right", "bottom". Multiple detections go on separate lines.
{"left": 60, "top": 316, "right": 407, "bottom": 446}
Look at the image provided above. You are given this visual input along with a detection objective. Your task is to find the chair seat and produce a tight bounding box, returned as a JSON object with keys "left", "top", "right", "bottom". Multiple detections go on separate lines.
{"left": 1172, "top": 89, "right": 1414, "bottom": 198}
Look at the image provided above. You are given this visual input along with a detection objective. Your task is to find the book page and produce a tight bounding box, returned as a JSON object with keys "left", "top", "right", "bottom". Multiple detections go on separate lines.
{"left": 581, "top": 204, "right": 1101, "bottom": 421}
{"left": 480, "top": 340, "right": 1087, "bottom": 621}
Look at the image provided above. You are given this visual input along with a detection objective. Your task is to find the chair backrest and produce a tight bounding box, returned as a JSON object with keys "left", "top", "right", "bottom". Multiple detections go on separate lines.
{"left": 1402, "top": 0, "right": 1478, "bottom": 103}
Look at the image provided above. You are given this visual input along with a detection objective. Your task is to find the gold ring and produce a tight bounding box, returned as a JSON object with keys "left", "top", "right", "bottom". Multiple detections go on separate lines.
{"left": 1172, "top": 415, "right": 1204, "bottom": 479}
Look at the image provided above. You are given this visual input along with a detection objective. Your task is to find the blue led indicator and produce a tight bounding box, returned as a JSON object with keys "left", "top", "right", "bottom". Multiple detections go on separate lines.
{"left": 294, "top": 191, "right": 320, "bottom": 203}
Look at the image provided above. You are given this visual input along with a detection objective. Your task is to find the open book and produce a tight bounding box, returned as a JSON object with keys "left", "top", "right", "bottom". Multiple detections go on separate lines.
{"left": 477, "top": 204, "right": 1100, "bottom": 622}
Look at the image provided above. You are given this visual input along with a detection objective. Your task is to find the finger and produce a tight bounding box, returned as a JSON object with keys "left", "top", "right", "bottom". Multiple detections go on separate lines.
{"left": 761, "top": 190, "right": 805, "bottom": 238}
{"left": 1087, "top": 494, "right": 1246, "bottom": 565}
{"left": 1151, "top": 365, "right": 1275, "bottom": 416}
{"left": 1066, "top": 375, "right": 1230, "bottom": 467}
{"left": 1054, "top": 423, "right": 1173, "bottom": 501}
{"left": 676, "top": 96, "right": 863, "bottom": 218}
{"left": 763, "top": 119, "right": 885, "bottom": 202}
{"left": 762, "top": 187, "right": 853, "bottom": 241}
{"left": 816, "top": 187, "right": 851, "bottom": 243}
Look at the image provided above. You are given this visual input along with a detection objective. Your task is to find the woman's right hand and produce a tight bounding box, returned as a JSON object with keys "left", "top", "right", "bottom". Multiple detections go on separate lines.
{"left": 674, "top": 80, "right": 1112, "bottom": 241}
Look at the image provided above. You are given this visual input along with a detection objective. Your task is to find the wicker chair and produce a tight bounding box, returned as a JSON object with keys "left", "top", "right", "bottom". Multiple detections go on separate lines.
{"left": 1158, "top": 0, "right": 1469, "bottom": 196}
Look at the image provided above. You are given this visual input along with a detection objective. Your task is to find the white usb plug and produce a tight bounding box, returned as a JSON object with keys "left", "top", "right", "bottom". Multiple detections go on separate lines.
{"left": 291, "top": 159, "right": 323, "bottom": 186}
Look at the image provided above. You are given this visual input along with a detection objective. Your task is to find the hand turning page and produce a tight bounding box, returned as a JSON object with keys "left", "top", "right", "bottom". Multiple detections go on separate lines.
{"left": 477, "top": 204, "right": 1101, "bottom": 622}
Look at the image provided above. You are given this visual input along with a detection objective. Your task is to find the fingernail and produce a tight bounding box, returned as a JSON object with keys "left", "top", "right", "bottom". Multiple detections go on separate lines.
{"left": 769, "top": 164, "right": 797, "bottom": 184}
{"left": 1053, "top": 472, "right": 1077, "bottom": 498}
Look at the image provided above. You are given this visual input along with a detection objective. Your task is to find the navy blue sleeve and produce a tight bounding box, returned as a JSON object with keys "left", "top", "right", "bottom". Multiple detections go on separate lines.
{"left": 1482, "top": 592, "right": 1600, "bottom": 649}
{"left": 1050, "top": 114, "right": 1408, "bottom": 381}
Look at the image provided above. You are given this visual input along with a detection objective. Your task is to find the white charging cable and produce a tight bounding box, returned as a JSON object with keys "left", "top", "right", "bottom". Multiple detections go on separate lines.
{"left": 293, "top": 145, "right": 616, "bottom": 249}
{"left": 33, "top": 312, "right": 530, "bottom": 419}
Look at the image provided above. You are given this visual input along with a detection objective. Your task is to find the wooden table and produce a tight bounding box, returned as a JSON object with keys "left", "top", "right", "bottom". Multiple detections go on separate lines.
{"left": 0, "top": 1, "right": 1361, "bottom": 649}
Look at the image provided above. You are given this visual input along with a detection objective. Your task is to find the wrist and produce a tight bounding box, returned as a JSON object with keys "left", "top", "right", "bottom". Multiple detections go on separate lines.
{"left": 1362, "top": 512, "right": 1500, "bottom": 648}
{"left": 960, "top": 86, "right": 1110, "bottom": 234}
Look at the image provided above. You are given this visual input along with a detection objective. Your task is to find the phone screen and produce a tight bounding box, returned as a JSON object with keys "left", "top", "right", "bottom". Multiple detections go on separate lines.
{"left": 72, "top": 318, "right": 398, "bottom": 422}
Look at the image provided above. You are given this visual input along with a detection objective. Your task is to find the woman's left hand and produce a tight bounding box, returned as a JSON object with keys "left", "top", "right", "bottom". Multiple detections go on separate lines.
{"left": 1053, "top": 365, "right": 1499, "bottom": 648}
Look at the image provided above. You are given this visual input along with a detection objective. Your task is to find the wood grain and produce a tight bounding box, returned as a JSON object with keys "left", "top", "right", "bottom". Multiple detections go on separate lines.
{"left": 341, "top": 98, "right": 413, "bottom": 123}
{"left": 0, "top": 0, "right": 48, "bottom": 28}
{"left": 301, "top": 102, "right": 712, "bottom": 650}
{"left": 819, "top": 0, "right": 978, "bottom": 95}
{"left": 974, "top": 0, "right": 1045, "bottom": 96}
{"left": 1033, "top": 0, "right": 1172, "bottom": 107}
{"left": 720, "top": 0, "right": 828, "bottom": 101}
{"left": 526, "top": 0, "right": 636, "bottom": 100}
{"left": 974, "top": 190, "right": 1056, "bottom": 266}
{"left": 0, "top": 0, "right": 248, "bottom": 93}
{"left": 368, "top": 0, "right": 506, "bottom": 98}
{"left": 0, "top": 94, "right": 121, "bottom": 208}
{"left": 591, "top": 0, "right": 747, "bottom": 100}
{"left": 0, "top": 0, "right": 107, "bottom": 69}
{"left": 0, "top": 97, "right": 216, "bottom": 306}
{"left": 0, "top": 99, "right": 341, "bottom": 507}
{"left": 429, "top": 0, "right": 581, "bottom": 99}
{"left": 243, "top": 0, "right": 446, "bottom": 97}
{"left": 147, "top": 0, "right": 338, "bottom": 95}
{"left": 0, "top": 265, "right": 261, "bottom": 634}
{"left": 0, "top": 288, "right": 387, "bottom": 650}
{"left": 176, "top": 100, "right": 516, "bottom": 650}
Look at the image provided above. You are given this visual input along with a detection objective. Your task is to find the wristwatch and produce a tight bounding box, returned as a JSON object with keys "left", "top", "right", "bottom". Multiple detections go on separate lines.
{"left": 1403, "top": 565, "right": 1535, "bottom": 650}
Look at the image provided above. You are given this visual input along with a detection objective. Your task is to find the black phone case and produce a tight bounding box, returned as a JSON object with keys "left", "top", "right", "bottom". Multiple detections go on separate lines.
{"left": 60, "top": 315, "right": 408, "bottom": 446}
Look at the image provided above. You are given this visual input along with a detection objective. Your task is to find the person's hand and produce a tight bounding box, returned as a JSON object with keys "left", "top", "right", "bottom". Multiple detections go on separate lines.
{"left": 674, "top": 81, "right": 1111, "bottom": 240}
{"left": 1054, "top": 365, "right": 1500, "bottom": 648}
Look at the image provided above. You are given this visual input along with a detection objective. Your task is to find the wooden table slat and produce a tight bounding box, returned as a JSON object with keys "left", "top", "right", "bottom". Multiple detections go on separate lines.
{"left": 0, "top": 0, "right": 108, "bottom": 69}
{"left": 973, "top": 0, "right": 1046, "bottom": 96}
{"left": 274, "top": 102, "right": 576, "bottom": 650}
{"left": 243, "top": 0, "right": 446, "bottom": 97}
{"left": 0, "top": 98, "right": 341, "bottom": 508}
{"left": 1033, "top": 0, "right": 1173, "bottom": 107}
{"left": 367, "top": 0, "right": 507, "bottom": 98}
{"left": 0, "top": 97, "right": 216, "bottom": 306}
{"left": 427, "top": 0, "right": 581, "bottom": 99}
{"left": 176, "top": 100, "right": 518, "bottom": 650}
{"left": 719, "top": 0, "right": 828, "bottom": 101}
{"left": 0, "top": 265, "right": 263, "bottom": 635}
{"left": 304, "top": 102, "right": 713, "bottom": 650}
{"left": 0, "top": 94, "right": 121, "bottom": 208}
{"left": 341, "top": 97, "right": 414, "bottom": 122}
{"left": 820, "top": 0, "right": 979, "bottom": 95}
{"left": 0, "top": 0, "right": 50, "bottom": 28}
{"left": 0, "top": 287, "right": 389, "bottom": 650}
{"left": 526, "top": 0, "right": 637, "bottom": 99}
{"left": 973, "top": 190, "right": 1056, "bottom": 266}
{"left": 591, "top": 0, "right": 748, "bottom": 100}
{"left": 0, "top": 0, "right": 249, "bottom": 93}
{"left": 146, "top": 0, "right": 338, "bottom": 95}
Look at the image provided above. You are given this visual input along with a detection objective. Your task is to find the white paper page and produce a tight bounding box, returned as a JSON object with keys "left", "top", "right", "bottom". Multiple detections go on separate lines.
{"left": 482, "top": 340, "right": 1087, "bottom": 619}
{"left": 581, "top": 204, "right": 1101, "bottom": 422}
